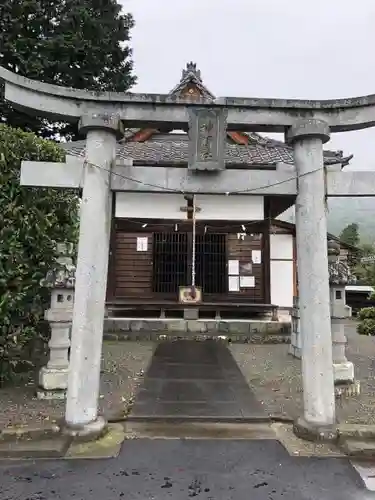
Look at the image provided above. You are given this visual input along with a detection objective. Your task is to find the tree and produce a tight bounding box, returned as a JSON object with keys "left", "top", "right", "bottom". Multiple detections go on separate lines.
{"left": 339, "top": 223, "right": 360, "bottom": 248}
{"left": 0, "top": 124, "right": 78, "bottom": 384}
{"left": 354, "top": 242, "right": 375, "bottom": 285}
{"left": 0, "top": 0, "right": 136, "bottom": 140}
{"left": 356, "top": 243, "right": 375, "bottom": 335}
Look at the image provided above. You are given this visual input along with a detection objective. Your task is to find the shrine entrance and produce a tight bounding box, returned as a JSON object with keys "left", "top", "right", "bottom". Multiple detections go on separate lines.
{"left": 152, "top": 232, "right": 189, "bottom": 294}
{"left": 152, "top": 232, "right": 227, "bottom": 296}
{"left": 5, "top": 61, "right": 375, "bottom": 438}
{"left": 196, "top": 234, "right": 227, "bottom": 294}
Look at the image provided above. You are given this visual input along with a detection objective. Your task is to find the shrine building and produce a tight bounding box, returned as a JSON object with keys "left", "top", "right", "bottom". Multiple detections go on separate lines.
{"left": 61, "top": 62, "right": 353, "bottom": 323}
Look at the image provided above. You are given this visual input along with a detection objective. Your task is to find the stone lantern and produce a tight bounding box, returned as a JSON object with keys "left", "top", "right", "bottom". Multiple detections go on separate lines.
{"left": 327, "top": 239, "right": 355, "bottom": 385}
{"left": 37, "top": 242, "right": 76, "bottom": 399}
{"left": 289, "top": 296, "right": 301, "bottom": 358}
{"left": 289, "top": 239, "right": 356, "bottom": 375}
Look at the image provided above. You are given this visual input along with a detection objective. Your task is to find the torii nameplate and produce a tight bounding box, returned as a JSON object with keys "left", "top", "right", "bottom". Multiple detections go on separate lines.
{"left": 188, "top": 108, "right": 227, "bottom": 171}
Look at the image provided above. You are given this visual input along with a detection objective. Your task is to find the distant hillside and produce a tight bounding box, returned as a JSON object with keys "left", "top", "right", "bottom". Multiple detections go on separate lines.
{"left": 279, "top": 198, "right": 375, "bottom": 244}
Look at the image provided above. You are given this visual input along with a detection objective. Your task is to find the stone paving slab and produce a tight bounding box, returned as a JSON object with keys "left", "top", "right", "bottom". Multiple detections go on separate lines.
{"left": 123, "top": 421, "right": 278, "bottom": 440}
{"left": 338, "top": 424, "right": 375, "bottom": 440}
{"left": 0, "top": 424, "right": 126, "bottom": 460}
{"left": 104, "top": 319, "right": 291, "bottom": 343}
{"left": 0, "top": 423, "right": 60, "bottom": 442}
{"left": 0, "top": 436, "right": 69, "bottom": 459}
{"left": 129, "top": 340, "right": 268, "bottom": 422}
{"left": 350, "top": 461, "right": 375, "bottom": 491}
{"left": 340, "top": 439, "right": 375, "bottom": 459}
{"left": 157, "top": 380, "right": 238, "bottom": 402}
{"left": 65, "top": 423, "right": 125, "bottom": 459}
{"left": 273, "top": 423, "right": 344, "bottom": 458}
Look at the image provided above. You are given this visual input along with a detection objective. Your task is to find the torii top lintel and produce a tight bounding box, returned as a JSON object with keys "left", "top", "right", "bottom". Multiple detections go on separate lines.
{"left": 1, "top": 65, "right": 375, "bottom": 133}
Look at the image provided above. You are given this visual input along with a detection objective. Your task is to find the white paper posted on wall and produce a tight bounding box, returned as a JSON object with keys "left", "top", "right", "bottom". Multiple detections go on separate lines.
{"left": 252, "top": 250, "right": 262, "bottom": 264}
{"left": 240, "top": 276, "right": 255, "bottom": 288}
{"left": 228, "top": 276, "right": 240, "bottom": 292}
{"left": 136, "top": 237, "right": 148, "bottom": 252}
{"left": 228, "top": 259, "right": 239, "bottom": 275}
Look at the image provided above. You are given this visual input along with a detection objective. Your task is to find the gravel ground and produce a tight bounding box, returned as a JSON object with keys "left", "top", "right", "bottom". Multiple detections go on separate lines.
{"left": 336, "top": 322, "right": 375, "bottom": 424}
{"left": 0, "top": 341, "right": 154, "bottom": 429}
{"left": 230, "top": 344, "right": 303, "bottom": 420}
{"left": 230, "top": 320, "right": 375, "bottom": 424}
{"left": 2, "top": 322, "right": 375, "bottom": 429}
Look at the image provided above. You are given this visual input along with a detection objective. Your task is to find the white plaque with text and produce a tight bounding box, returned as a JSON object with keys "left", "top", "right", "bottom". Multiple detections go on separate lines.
{"left": 240, "top": 276, "right": 255, "bottom": 288}
{"left": 252, "top": 250, "right": 262, "bottom": 264}
{"left": 228, "top": 276, "right": 240, "bottom": 292}
{"left": 136, "top": 237, "right": 148, "bottom": 252}
{"left": 228, "top": 259, "right": 239, "bottom": 275}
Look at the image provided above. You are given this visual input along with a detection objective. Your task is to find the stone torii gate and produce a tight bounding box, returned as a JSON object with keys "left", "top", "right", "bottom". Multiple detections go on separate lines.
{"left": 2, "top": 66, "right": 375, "bottom": 441}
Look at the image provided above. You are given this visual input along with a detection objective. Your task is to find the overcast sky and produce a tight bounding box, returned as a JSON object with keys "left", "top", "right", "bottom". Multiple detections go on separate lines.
{"left": 121, "top": 0, "right": 375, "bottom": 170}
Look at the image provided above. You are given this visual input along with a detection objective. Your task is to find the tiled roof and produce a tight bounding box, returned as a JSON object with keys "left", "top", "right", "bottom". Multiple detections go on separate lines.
{"left": 60, "top": 62, "right": 353, "bottom": 168}
{"left": 169, "top": 61, "right": 215, "bottom": 99}
{"left": 61, "top": 132, "right": 352, "bottom": 167}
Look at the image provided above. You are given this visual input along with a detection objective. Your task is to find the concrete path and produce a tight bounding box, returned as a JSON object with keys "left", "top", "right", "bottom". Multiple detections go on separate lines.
{"left": 0, "top": 439, "right": 370, "bottom": 499}
{"left": 129, "top": 340, "right": 267, "bottom": 421}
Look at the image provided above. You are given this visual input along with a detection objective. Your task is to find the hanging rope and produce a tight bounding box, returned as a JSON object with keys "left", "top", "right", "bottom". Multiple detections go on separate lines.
{"left": 182, "top": 193, "right": 198, "bottom": 301}
{"left": 191, "top": 194, "right": 197, "bottom": 299}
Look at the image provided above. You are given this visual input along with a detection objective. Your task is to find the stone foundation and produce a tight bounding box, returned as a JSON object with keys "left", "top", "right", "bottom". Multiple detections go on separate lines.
{"left": 277, "top": 308, "right": 292, "bottom": 322}
{"left": 288, "top": 344, "right": 302, "bottom": 358}
{"left": 36, "top": 388, "right": 66, "bottom": 400}
{"left": 293, "top": 416, "right": 337, "bottom": 443}
{"left": 103, "top": 318, "right": 291, "bottom": 343}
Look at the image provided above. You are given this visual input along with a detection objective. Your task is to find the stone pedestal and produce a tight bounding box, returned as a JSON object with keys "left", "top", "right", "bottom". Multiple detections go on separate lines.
{"left": 287, "top": 119, "right": 336, "bottom": 433}
{"left": 184, "top": 308, "right": 199, "bottom": 320}
{"left": 332, "top": 319, "right": 354, "bottom": 383}
{"left": 37, "top": 243, "right": 75, "bottom": 400}
{"left": 289, "top": 296, "right": 301, "bottom": 358}
{"left": 328, "top": 240, "right": 355, "bottom": 386}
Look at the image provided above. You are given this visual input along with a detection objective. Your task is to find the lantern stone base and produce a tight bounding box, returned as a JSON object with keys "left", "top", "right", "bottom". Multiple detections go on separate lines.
{"left": 38, "top": 366, "right": 69, "bottom": 393}
{"left": 335, "top": 380, "right": 361, "bottom": 398}
{"left": 37, "top": 388, "right": 66, "bottom": 400}
{"left": 333, "top": 361, "right": 355, "bottom": 384}
{"left": 288, "top": 343, "right": 301, "bottom": 359}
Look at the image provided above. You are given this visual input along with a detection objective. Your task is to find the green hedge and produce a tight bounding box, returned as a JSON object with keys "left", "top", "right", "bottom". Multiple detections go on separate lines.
{"left": 357, "top": 307, "right": 375, "bottom": 336}
{"left": 0, "top": 124, "right": 78, "bottom": 385}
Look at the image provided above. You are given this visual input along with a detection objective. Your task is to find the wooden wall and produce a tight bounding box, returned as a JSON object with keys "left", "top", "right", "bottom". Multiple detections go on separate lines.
{"left": 107, "top": 220, "right": 267, "bottom": 304}
{"left": 111, "top": 230, "right": 154, "bottom": 299}
{"left": 226, "top": 233, "right": 264, "bottom": 302}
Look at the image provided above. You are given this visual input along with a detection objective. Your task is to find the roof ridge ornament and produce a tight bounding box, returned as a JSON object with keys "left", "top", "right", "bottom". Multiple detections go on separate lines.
{"left": 181, "top": 62, "right": 202, "bottom": 82}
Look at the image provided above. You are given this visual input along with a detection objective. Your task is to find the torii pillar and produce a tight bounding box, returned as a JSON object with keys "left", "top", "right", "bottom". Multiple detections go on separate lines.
{"left": 64, "top": 115, "right": 123, "bottom": 436}
{"left": 287, "top": 119, "right": 336, "bottom": 441}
